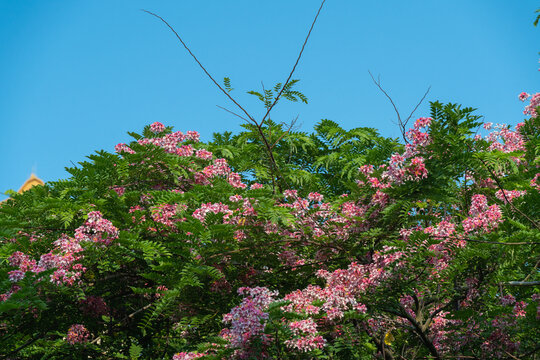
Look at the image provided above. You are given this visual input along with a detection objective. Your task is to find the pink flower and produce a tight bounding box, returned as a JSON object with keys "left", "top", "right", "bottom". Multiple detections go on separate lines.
{"left": 8, "top": 270, "right": 25, "bottom": 282}
{"left": 495, "top": 189, "right": 526, "bottom": 204}
{"left": 114, "top": 143, "right": 135, "bottom": 154}
{"left": 500, "top": 294, "right": 516, "bottom": 306}
{"left": 228, "top": 172, "right": 247, "bottom": 189}
{"left": 518, "top": 92, "right": 530, "bottom": 102}
{"left": 308, "top": 192, "right": 324, "bottom": 202}
{"left": 150, "top": 121, "right": 166, "bottom": 133}
{"left": 513, "top": 301, "right": 528, "bottom": 318}
{"left": 195, "top": 149, "right": 213, "bottom": 160}
{"left": 524, "top": 93, "right": 540, "bottom": 117}
{"left": 66, "top": 324, "right": 90, "bottom": 344}
{"left": 250, "top": 183, "right": 263, "bottom": 190}
{"left": 74, "top": 211, "right": 119, "bottom": 245}
{"left": 414, "top": 117, "right": 432, "bottom": 129}
{"left": 111, "top": 186, "right": 125, "bottom": 197}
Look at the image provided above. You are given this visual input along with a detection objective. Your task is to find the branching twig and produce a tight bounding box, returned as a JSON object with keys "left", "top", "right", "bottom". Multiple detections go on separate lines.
{"left": 216, "top": 105, "right": 250, "bottom": 123}
{"left": 260, "top": 0, "right": 326, "bottom": 124}
{"left": 368, "top": 71, "right": 430, "bottom": 142}
{"left": 142, "top": 9, "right": 256, "bottom": 125}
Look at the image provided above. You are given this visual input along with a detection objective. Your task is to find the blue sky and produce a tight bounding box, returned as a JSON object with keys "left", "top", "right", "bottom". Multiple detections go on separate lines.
{"left": 1, "top": 0, "right": 539, "bottom": 199}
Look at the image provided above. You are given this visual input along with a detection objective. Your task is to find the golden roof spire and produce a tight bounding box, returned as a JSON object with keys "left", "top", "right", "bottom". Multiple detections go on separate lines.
{"left": 17, "top": 173, "right": 44, "bottom": 193}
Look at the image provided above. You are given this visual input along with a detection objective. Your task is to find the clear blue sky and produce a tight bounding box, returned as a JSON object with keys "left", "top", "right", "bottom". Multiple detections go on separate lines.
{"left": 1, "top": 0, "right": 539, "bottom": 199}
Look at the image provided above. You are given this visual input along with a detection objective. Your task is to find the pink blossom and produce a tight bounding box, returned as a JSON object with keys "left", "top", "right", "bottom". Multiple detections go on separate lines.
{"left": 228, "top": 172, "right": 247, "bottom": 189}
{"left": 284, "top": 335, "right": 326, "bottom": 352}
{"left": 114, "top": 143, "right": 135, "bottom": 154}
{"left": 8, "top": 270, "right": 25, "bottom": 282}
{"left": 518, "top": 92, "right": 530, "bottom": 102}
{"left": 414, "top": 117, "right": 432, "bottom": 129}
{"left": 531, "top": 173, "right": 540, "bottom": 191}
{"left": 500, "top": 294, "right": 516, "bottom": 306}
{"left": 523, "top": 93, "right": 540, "bottom": 117}
{"left": 513, "top": 301, "right": 528, "bottom": 318}
{"left": 283, "top": 189, "right": 298, "bottom": 199}
{"left": 75, "top": 211, "right": 119, "bottom": 245}
{"left": 192, "top": 202, "right": 233, "bottom": 223}
{"left": 222, "top": 287, "right": 278, "bottom": 349}
{"left": 250, "top": 183, "right": 263, "bottom": 190}
{"left": 150, "top": 121, "right": 165, "bottom": 133}
{"left": 195, "top": 149, "right": 213, "bottom": 160}
{"left": 151, "top": 203, "right": 187, "bottom": 227}
{"left": 308, "top": 192, "right": 324, "bottom": 202}
{"left": 66, "top": 324, "right": 90, "bottom": 344}
{"left": 495, "top": 189, "right": 526, "bottom": 204}
{"left": 359, "top": 164, "right": 375, "bottom": 176}
{"left": 111, "top": 186, "right": 125, "bottom": 197}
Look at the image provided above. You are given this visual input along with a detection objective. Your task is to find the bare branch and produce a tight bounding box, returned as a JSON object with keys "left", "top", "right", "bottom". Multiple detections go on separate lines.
{"left": 261, "top": 0, "right": 326, "bottom": 124}
{"left": 142, "top": 9, "right": 256, "bottom": 125}
{"left": 369, "top": 70, "right": 403, "bottom": 126}
{"left": 504, "top": 281, "right": 540, "bottom": 286}
{"left": 270, "top": 116, "right": 299, "bottom": 150}
{"left": 369, "top": 71, "right": 431, "bottom": 142}
{"left": 404, "top": 86, "right": 431, "bottom": 125}
{"left": 216, "top": 105, "right": 250, "bottom": 123}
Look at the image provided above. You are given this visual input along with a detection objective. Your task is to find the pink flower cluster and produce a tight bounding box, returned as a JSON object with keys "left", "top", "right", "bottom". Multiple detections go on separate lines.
{"left": 150, "top": 121, "right": 166, "bottom": 133}
{"left": 0, "top": 285, "right": 20, "bottom": 302}
{"left": 151, "top": 203, "right": 187, "bottom": 227}
{"left": 7, "top": 211, "right": 118, "bottom": 286}
{"left": 74, "top": 211, "right": 119, "bottom": 245}
{"left": 532, "top": 173, "right": 540, "bottom": 192}
{"left": 228, "top": 172, "right": 247, "bottom": 189}
{"left": 414, "top": 117, "right": 432, "bottom": 129}
{"left": 283, "top": 318, "right": 326, "bottom": 352}
{"left": 462, "top": 195, "right": 502, "bottom": 233}
{"left": 282, "top": 247, "right": 403, "bottom": 322}
{"left": 49, "top": 235, "right": 87, "bottom": 285}
{"left": 221, "top": 287, "right": 278, "bottom": 349}
{"left": 135, "top": 130, "right": 200, "bottom": 155}
{"left": 195, "top": 158, "right": 232, "bottom": 185}
{"left": 495, "top": 189, "right": 526, "bottom": 204}
{"left": 195, "top": 149, "right": 213, "bottom": 160}
{"left": 522, "top": 92, "right": 540, "bottom": 117}
{"left": 66, "top": 324, "right": 90, "bottom": 344}
{"left": 192, "top": 202, "right": 233, "bottom": 223}
{"left": 368, "top": 119, "right": 431, "bottom": 186}
{"left": 485, "top": 123, "right": 525, "bottom": 153}
{"left": 114, "top": 143, "right": 135, "bottom": 154}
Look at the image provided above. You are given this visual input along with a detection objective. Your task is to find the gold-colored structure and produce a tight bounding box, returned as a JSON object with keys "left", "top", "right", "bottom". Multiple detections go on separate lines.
{"left": 17, "top": 173, "right": 44, "bottom": 193}
{"left": 1, "top": 174, "right": 44, "bottom": 203}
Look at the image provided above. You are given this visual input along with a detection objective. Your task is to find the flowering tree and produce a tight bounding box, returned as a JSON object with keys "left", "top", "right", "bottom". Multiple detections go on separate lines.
{"left": 0, "top": 87, "right": 539, "bottom": 359}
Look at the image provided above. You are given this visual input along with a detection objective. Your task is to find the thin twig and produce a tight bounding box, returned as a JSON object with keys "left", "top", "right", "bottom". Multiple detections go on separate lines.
{"left": 142, "top": 9, "right": 256, "bottom": 124}
{"left": 270, "top": 116, "right": 299, "bottom": 150}
{"left": 216, "top": 105, "right": 250, "bottom": 123}
{"left": 369, "top": 71, "right": 431, "bottom": 143}
{"left": 369, "top": 71, "right": 403, "bottom": 127}
{"left": 404, "top": 86, "right": 431, "bottom": 125}
{"left": 260, "top": 0, "right": 326, "bottom": 124}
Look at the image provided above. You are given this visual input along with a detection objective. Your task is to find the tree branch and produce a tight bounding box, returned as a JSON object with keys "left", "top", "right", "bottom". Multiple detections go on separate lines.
{"left": 261, "top": 0, "right": 326, "bottom": 124}
{"left": 142, "top": 9, "right": 256, "bottom": 125}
